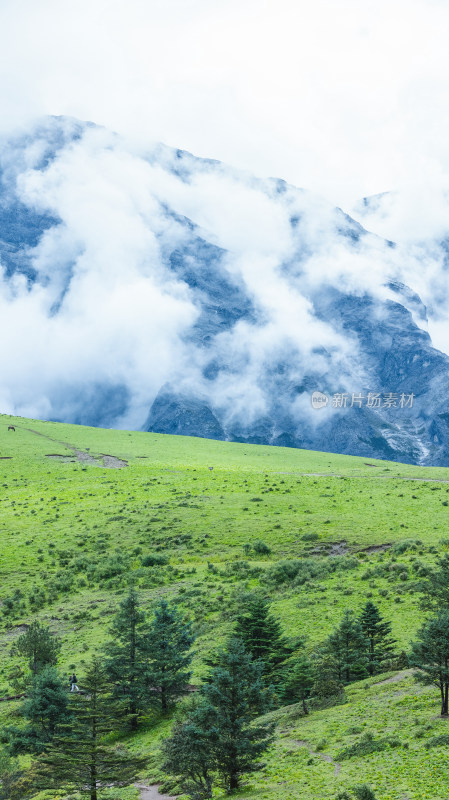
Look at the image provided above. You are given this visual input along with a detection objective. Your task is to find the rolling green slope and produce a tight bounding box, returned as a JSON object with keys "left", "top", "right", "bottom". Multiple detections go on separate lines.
{"left": 1, "top": 413, "right": 449, "bottom": 799}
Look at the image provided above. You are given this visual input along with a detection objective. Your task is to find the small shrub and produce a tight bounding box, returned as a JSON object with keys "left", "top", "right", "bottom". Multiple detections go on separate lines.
{"left": 71, "top": 556, "right": 90, "bottom": 572}
{"left": 141, "top": 553, "right": 168, "bottom": 567}
{"left": 424, "top": 734, "right": 449, "bottom": 749}
{"left": 266, "top": 555, "right": 357, "bottom": 587}
{"left": 414, "top": 722, "right": 434, "bottom": 739}
{"left": 337, "top": 732, "right": 404, "bottom": 761}
{"left": 391, "top": 539, "right": 422, "bottom": 554}
{"left": 353, "top": 786, "right": 378, "bottom": 800}
{"left": 253, "top": 540, "right": 271, "bottom": 555}
{"left": 28, "top": 586, "right": 46, "bottom": 610}
{"left": 95, "top": 555, "right": 127, "bottom": 580}
{"left": 224, "top": 560, "right": 262, "bottom": 578}
{"left": 345, "top": 726, "right": 363, "bottom": 735}
{"left": 411, "top": 560, "right": 433, "bottom": 578}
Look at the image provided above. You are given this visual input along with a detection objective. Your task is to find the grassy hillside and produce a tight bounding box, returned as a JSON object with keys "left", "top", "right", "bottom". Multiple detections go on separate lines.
{"left": 1, "top": 413, "right": 449, "bottom": 799}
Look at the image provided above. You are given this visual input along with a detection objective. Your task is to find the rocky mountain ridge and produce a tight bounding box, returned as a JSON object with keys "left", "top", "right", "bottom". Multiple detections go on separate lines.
{"left": 1, "top": 116, "right": 449, "bottom": 464}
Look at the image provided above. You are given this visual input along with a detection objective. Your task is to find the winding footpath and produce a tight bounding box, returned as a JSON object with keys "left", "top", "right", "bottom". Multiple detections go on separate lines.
{"left": 136, "top": 785, "right": 177, "bottom": 800}
{"left": 14, "top": 425, "right": 128, "bottom": 469}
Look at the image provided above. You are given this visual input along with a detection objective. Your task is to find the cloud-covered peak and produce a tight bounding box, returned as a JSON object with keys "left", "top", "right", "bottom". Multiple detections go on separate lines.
{"left": 1, "top": 116, "right": 449, "bottom": 464}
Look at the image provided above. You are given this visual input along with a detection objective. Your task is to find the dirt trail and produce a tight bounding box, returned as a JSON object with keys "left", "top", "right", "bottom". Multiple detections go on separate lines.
{"left": 20, "top": 427, "right": 127, "bottom": 469}
{"left": 372, "top": 669, "right": 413, "bottom": 686}
{"left": 296, "top": 740, "right": 341, "bottom": 777}
{"left": 136, "top": 785, "right": 177, "bottom": 800}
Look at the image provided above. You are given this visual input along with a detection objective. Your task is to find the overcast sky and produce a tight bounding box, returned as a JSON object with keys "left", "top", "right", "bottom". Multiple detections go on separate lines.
{"left": 2, "top": 0, "right": 449, "bottom": 432}
{"left": 1, "top": 0, "right": 449, "bottom": 207}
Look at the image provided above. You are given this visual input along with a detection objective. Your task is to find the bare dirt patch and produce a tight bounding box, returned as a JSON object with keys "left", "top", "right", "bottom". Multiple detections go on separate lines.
{"left": 3, "top": 624, "right": 30, "bottom": 642}
{"left": 136, "top": 785, "right": 178, "bottom": 800}
{"left": 101, "top": 454, "right": 128, "bottom": 469}
{"left": 21, "top": 428, "right": 127, "bottom": 469}
{"left": 372, "top": 669, "right": 413, "bottom": 686}
{"left": 74, "top": 450, "right": 103, "bottom": 465}
{"left": 363, "top": 543, "right": 392, "bottom": 555}
{"left": 326, "top": 540, "right": 349, "bottom": 556}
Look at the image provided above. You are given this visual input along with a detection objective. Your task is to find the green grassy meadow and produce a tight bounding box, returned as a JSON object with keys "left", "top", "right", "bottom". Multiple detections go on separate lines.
{"left": 1, "top": 413, "right": 449, "bottom": 799}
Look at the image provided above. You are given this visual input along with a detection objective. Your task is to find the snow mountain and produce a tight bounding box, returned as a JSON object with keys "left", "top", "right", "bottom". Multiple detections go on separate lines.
{"left": 1, "top": 116, "right": 449, "bottom": 465}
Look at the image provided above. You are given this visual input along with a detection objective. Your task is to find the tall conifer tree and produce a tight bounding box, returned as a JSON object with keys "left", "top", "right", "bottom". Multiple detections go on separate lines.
{"left": 33, "top": 659, "right": 146, "bottom": 800}
{"left": 410, "top": 610, "right": 449, "bottom": 716}
{"left": 162, "top": 638, "right": 273, "bottom": 795}
{"left": 146, "top": 598, "right": 194, "bottom": 712}
{"left": 201, "top": 637, "right": 273, "bottom": 792}
{"left": 326, "top": 610, "right": 368, "bottom": 683}
{"left": 420, "top": 552, "right": 449, "bottom": 610}
{"left": 104, "top": 589, "right": 150, "bottom": 729}
{"left": 282, "top": 654, "right": 315, "bottom": 713}
{"left": 359, "top": 602, "right": 396, "bottom": 675}
{"left": 8, "top": 667, "right": 71, "bottom": 755}
{"left": 10, "top": 621, "right": 61, "bottom": 680}
{"left": 234, "top": 596, "right": 293, "bottom": 683}
{"left": 162, "top": 701, "right": 215, "bottom": 799}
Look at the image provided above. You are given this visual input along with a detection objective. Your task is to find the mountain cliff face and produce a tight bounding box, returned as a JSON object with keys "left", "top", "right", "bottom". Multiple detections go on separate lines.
{"left": 1, "top": 116, "right": 449, "bottom": 465}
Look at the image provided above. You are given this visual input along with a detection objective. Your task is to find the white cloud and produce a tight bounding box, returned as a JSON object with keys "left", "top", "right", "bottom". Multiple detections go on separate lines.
{"left": 0, "top": 125, "right": 369, "bottom": 427}
{"left": 0, "top": 127, "right": 202, "bottom": 426}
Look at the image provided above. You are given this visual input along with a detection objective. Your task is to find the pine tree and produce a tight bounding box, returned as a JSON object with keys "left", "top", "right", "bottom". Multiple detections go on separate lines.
{"left": 7, "top": 667, "right": 71, "bottom": 755}
{"left": 163, "top": 638, "right": 273, "bottom": 795}
{"left": 234, "top": 595, "right": 293, "bottom": 683}
{"left": 359, "top": 602, "right": 396, "bottom": 675}
{"left": 161, "top": 701, "right": 216, "bottom": 799}
{"left": 146, "top": 599, "right": 194, "bottom": 712}
{"left": 282, "top": 654, "right": 315, "bottom": 714}
{"left": 326, "top": 610, "right": 368, "bottom": 683}
{"left": 33, "top": 659, "right": 146, "bottom": 800}
{"left": 308, "top": 649, "right": 345, "bottom": 708}
{"left": 420, "top": 552, "right": 449, "bottom": 610}
{"left": 10, "top": 621, "right": 61, "bottom": 680}
{"left": 396, "top": 650, "right": 409, "bottom": 669}
{"left": 104, "top": 589, "right": 151, "bottom": 729}
{"left": 410, "top": 609, "right": 449, "bottom": 716}
{"left": 353, "top": 785, "right": 378, "bottom": 800}
{"left": 202, "top": 637, "right": 273, "bottom": 792}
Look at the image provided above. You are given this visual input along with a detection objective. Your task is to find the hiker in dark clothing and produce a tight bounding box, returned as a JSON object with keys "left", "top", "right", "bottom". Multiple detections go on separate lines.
{"left": 70, "top": 673, "right": 79, "bottom": 692}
